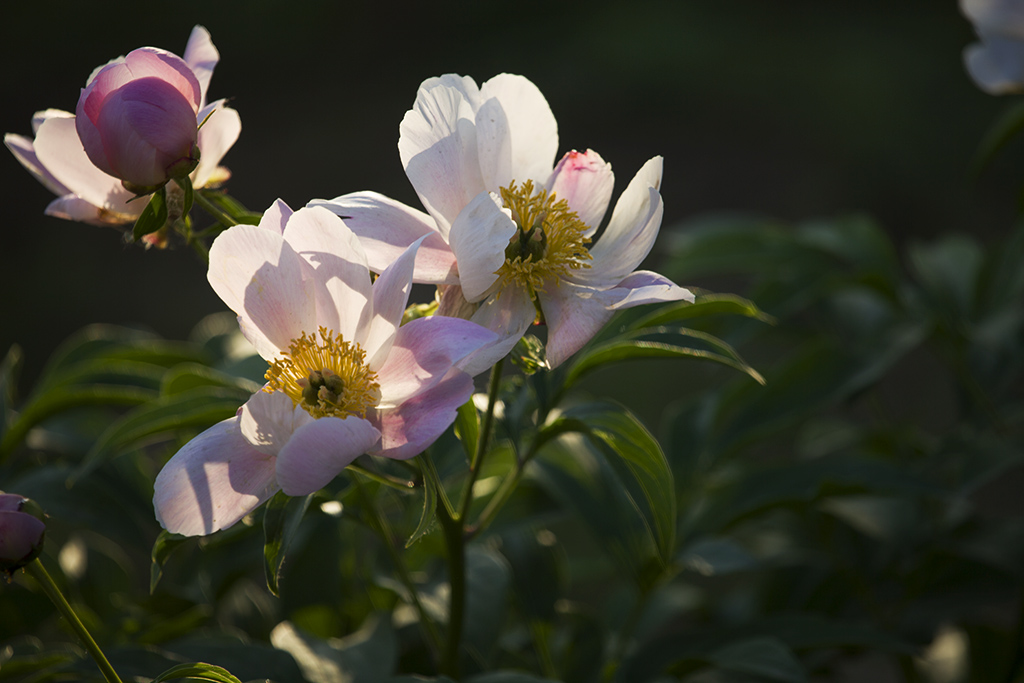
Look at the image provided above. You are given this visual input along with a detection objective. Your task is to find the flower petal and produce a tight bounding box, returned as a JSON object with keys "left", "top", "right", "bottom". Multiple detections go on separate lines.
{"left": 601, "top": 270, "right": 695, "bottom": 310}
{"left": 540, "top": 280, "right": 618, "bottom": 369}
{"left": 362, "top": 236, "right": 425, "bottom": 371}
{"left": 475, "top": 95, "right": 513, "bottom": 191}
{"left": 447, "top": 191, "right": 516, "bottom": 302}
{"left": 460, "top": 284, "right": 537, "bottom": 376}
{"left": 45, "top": 195, "right": 129, "bottom": 225}
{"left": 275, "top": 416, "right": 381, "bottom": 496}
{"left": 5, "top": 129, "right": 70, "bottom": 196}
{"left": 33, "top": 116, "right": 137, "bottom": 214}
{"left": 399, "top": 81, "right": 485, "bottom": 236}
{"left": 375, "top": 315, "right": 498, "bottom": 405}
{"left": 586, "top": 156, "right": 665, "bottom": 285}
{"left": 153, "top": 417, "right": 279, "bottom": 536}
{"left": 0, "top": 510, "right": 46, "bottom": 564}
{"left": 239, "top": 389, "right": 308, "bottom": 457}
{"left": 193, "top": 102, "right": 240, "bottom": 189}
{"left": 183, "top": 25, "right": 219, "bottom": 108}
{"left": 965, "top": 32, "right": 1024, "bottom": 94}
{"left": 208, "top": 223, "right": 314, "bottom": 360}
{"left": 479, "top": 73, "right": 558, "bottom": 184}
{"left": 547, "top": 149, "right": 615, "bottom": 235}
{"left": 283, "top": 206, "right": 372, "bottom": 342}
{"left": 309, "top": 191, "right": 457, "bottom": 284}
{"left": 257, "top": 198, "right": 293, "bottom": 235}
{"left": 371, "top": 370, "right": 474, "bottom": 460}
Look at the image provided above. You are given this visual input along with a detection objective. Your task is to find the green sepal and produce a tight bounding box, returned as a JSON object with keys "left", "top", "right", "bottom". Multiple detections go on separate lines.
{"left": 133, "top": 186, "right": 168, "bottom": 241}
{"left": 175, "top": 176, "right": 195, "bottom": 219}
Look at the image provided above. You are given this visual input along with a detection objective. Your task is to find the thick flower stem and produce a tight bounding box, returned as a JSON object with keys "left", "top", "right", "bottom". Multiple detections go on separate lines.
{"left": 24, "top": 559, "right": 124, "bottom": 683}
{"left": 194, "top": 190, "right": 238, "bottom": 227}
{"left": 351, "top": 476, "right": 442, "bottom": 662}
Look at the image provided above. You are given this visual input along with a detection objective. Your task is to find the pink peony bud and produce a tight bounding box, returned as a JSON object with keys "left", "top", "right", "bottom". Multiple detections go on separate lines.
{"left": 0, "top": 493, "right": 46, "bottom": 575}
{"left": 76, "top": 47, "right": 202, "bottom": 191}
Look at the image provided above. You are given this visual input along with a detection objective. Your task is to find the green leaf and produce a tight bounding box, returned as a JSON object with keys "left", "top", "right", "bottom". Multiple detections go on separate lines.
{"left": 133, "top": 186, "right": 169, "bottom": 240}
{"left": 462, "top": 546, "right": 512, "bottom": 667}
{"left": 176, "top": 176, "right": 195, "bottom": 218}
{"left": 151, "top": 662, "right": 243, "bottom": 683}
{"left": 73, "top": 386, "right": 244, "bottom": 480}
{"left": 454, "top": 397, "right": 480, "bottom": 463}
{"left": 466, "top": 673, "right": 561, "bottom": 682}
{"left": 264, "top": 491, "right": 312, "bottom": 596}
{"left": 498, "top": 527, "right": 563, "bottom": 620}
{"left": 629, "top": 293, "right": 776, "bottom": 330}
{"left": 160, "top": 362, "right": 260, "bottom": 398}
{"left": 199, "top": 190, "right": 262, "bottom": 225}
{"left": 972, "top": 100, "right": 1024, "bottom": 176}
{"left": 150, "top": 530, "right": 189, "bottom": 594}
{"left": 406, "top": 464, "right": 439, "bottom": 548}
{"left": 677, "top": 537, "right": 759, "bottom": 576}
{"left": 549, "top": 401, "right": 677, "bottom": 564}
{"left": 270, "top": 615, "right": 396, "bottom": 683}
{"left": 708, "top": 637, "right": 806, "bottom": 683}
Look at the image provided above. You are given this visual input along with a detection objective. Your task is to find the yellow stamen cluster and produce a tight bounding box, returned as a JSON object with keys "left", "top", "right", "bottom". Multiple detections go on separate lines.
{"left": 264, "top": 326, "right": 381, "bottom": 419}
{"left": 496, "top": 179, "right": 592, "bottom": 294}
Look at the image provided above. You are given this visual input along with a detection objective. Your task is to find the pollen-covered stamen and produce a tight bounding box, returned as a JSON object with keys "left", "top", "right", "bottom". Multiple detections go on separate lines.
{"left": 497, "top": 179, "right": 592, "bottom": 294}
{"left": 264, "top": 327, "right": 381, "bottom": 419}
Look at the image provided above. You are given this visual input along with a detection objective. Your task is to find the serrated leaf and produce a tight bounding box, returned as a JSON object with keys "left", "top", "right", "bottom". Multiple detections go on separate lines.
{"left": 73, "top": 386, "right": 244, "bottom": 480}
{"left": 151, "top": 662, "right": 243, "bottom": 683}
{"left": 264, "top": 491, "right": 312, "bottom": 596}
{"left": 150, "top": 530, "right": 189, "bottom": 594}
{"left": 133, "top": 186, "right": 169, "bottom": 241}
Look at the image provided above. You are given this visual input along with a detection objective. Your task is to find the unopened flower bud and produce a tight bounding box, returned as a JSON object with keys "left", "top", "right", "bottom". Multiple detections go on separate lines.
{"left": 0, "top": 493, "right": 46, "bottom": 575}
{"left": 76, "top": 48, "right": 202, "bottom": 189}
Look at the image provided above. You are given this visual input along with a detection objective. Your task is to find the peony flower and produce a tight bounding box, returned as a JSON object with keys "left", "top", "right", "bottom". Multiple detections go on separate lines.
{"left": 961, "top": 0, "right": 1024, "bottom": 94}
{"left": 153, "top": 200, "right": 497, "bottom": 536}
{"left": 4, "top": 26, "right": 240, "bottom": 226}
{"left": 0, "top": 493, "right": 46, "bottom": 575}
{"left": 310, "top": 73, "right": 693, "bottom": 371}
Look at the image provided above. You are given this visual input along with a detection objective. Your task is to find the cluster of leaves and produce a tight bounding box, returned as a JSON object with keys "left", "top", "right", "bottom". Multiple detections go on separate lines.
{"left": 1, "top": 210, "right": 1022, "bottom": 683}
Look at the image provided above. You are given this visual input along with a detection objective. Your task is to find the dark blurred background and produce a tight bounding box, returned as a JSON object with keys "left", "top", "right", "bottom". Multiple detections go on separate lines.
{"left": 2, "top": 0, "right": 1019, "bottom": 386}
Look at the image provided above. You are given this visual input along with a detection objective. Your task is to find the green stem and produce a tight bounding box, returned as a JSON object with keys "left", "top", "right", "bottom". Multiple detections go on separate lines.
{"left": 24, "top": 559, "right": 124, "bottom": 683}
{"left": 438, "top": 503, "right": 465, "bottom": 679}
{"left": 347, "top": 462, "right": 417, "bottom": 491}
{"left": 194, "top": 191, "right": 238, "bottom": 227}
{"left": 351, "top": 476, "right": 442, "bottom": 662}
{"left": 456, "top": 359, "right": 503, "bottom": 523}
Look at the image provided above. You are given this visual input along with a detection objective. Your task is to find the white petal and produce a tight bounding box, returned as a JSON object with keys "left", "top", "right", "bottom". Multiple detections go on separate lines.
{"left": 363, "top": 236, "right": 424, "bottom": 371}
{"left": 5, "top": 132, "right": 69, "bottom": 196}
{"left": 32, "top": 116, "right": 137, "bottom": 214}
{"left": 475, "top": 96, "right": 513, "bottom": 191}
{"left": 275, "top": 416, "right": 381, "bottom": 496}
{"left": 208, "top": 223, "right": 314, "bottom": 360}
{"left": 257, "top": 198, "right": 293, "bottom": 235}
{"left": 586, "top": 156, "right": 665, "bottom": 285}
{"left": 239, "top": 389, "right": 309, "bottom": 457}
{"left": 153, "top": 417, "right": 279, "bottom": 537}
{"left": 547, "top": 149, "right": 615, "bottom": 235}
{"left": 601, "top": 270, "right": 695, "bottom": 310}
{"left": 283, "top": 206, "right": 372, "bottom": 342}
{"left": 183, "top": 25, "right": 220, "bottom": 108}
{"left": 193, "top": 103, "right": 240, "bottom": 189}
{"left": 309, "top": 191, "right": 458, "bottom": 284}
{"left": 447, "top": 191, "right": 516, "bottom": 302}
{"left": 540, "top": 281, "right": 618, "bottom": 369}
{"left": 371, "top": 370, "right": 474, "bottom": 460}
{"left": 479, "top": 73, "right": 558, "bottom": 184}
{"left": 46, "top": 195, "right": 131, "bottom": 226}
{"left": 460, "top": 285, "right": 537, "bottom": 376}
{"left": 399, "top": 82, "right": 485, "bottom": 236}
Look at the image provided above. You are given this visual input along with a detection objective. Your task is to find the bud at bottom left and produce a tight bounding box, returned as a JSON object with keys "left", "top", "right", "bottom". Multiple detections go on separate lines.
{"left": 0, "top": 493, "right": 46, "bottom": 575}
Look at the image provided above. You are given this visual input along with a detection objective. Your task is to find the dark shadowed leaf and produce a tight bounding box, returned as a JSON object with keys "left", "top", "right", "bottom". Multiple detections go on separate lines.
{"left": 264, "top": 492, "right": 313, "bottom": 596}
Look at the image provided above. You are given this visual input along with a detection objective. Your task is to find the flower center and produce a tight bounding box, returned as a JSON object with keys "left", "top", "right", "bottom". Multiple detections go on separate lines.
{"left": 496, "top": 179, "right": 591, "bottom": 294}
{"left": 264, "top": 326, "right": 381, "bottom": 419}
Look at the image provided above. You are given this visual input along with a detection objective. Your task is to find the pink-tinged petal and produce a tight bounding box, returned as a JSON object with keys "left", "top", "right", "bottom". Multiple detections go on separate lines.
{"left": 208, "top": 223, "right": 314, "bottom": 360}
{"left": 183, "top": 25, "right": 219, "bottom": 107}
{"left": 5, "top": 131, "right": 70, "bottom": 196}
{"left": 479, "top": 74, "right": 558, "bottom": 184}
{"left": 371, "top": 371, "right": 474, "bottom": 460}
{"left": 475, "top": 96, "right": 513, "bottom": 192}
{"left": 33, "top": 116, "right": 136, "bottom": 212}
{"left": 375, "top": 316, "right": 498, "bottom": 405}
{"left": 239, "top": 389, "right": 309, "bottom": 457}
{"left": 46, "top": 195, "right": 137, "bottom": 225}
{"left": 540, "top": 280, "right": 618, "bottom": 369}
{"left": 399, "top": 82, "right": 485, "bottom": 236}
{"left": 275, "top": 416, "right": 381, "bottom": 496}
{"left": 94, "top": 78, "right": 199, "bottom": 186}
{"left": 257, "top": 198, "right": 294, "bottom": 235}
{"left": 586, "top": 156, "right": 665, "bottom": 285}
{"left": 362, "top": 236, "right": 425, "bottom": 371}
{"left": 193, "top": 102, "right": 240, "bottom": 189}
{"left": 283, "top": 206, "right": 372, "bottom": 342}
{"left": 153, "top": 418, "right": 279, "bottom": 537}
{"left": 309, "top": 192, "right": 457, "bottom": 284}
{"left": 84, "top": 48, "right": 201, "bottom": 117}
{"left": 547, "top": 149, "right": 615, "bottom": 235}
{"left": 600, "top": 270, "right": 695, "bottom": 310}
{"left": 460, "top": 284, "right": 537, "bottom": 376}
{"left": 447, "top": 191, "right": 516, "bottom": 302}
